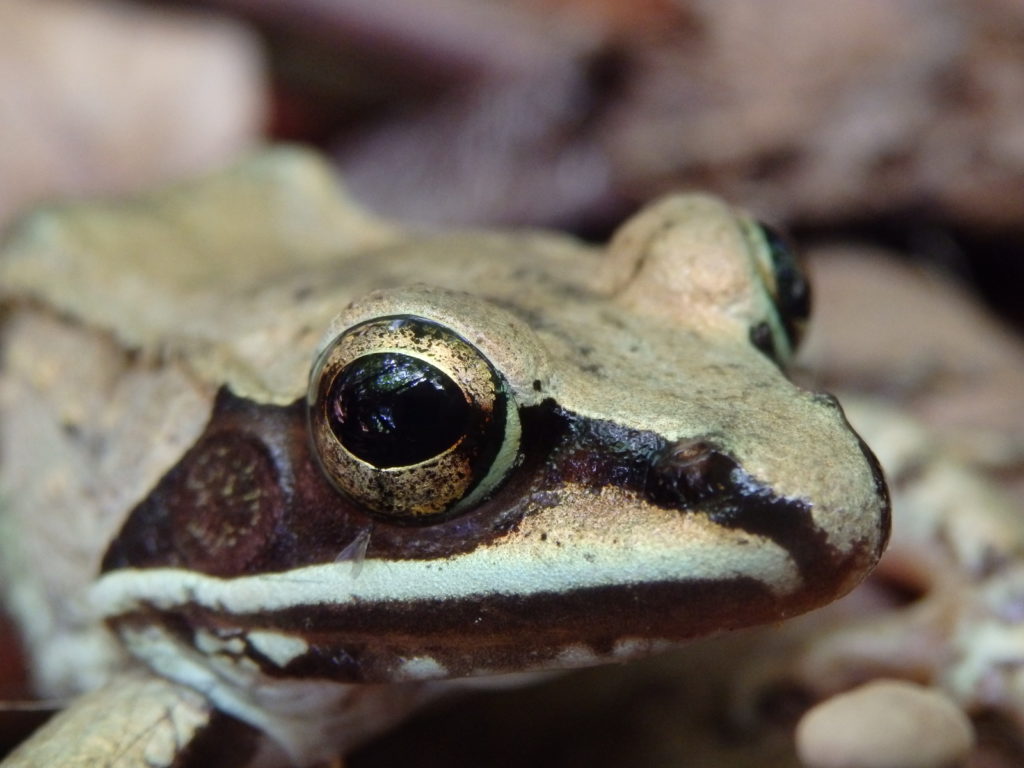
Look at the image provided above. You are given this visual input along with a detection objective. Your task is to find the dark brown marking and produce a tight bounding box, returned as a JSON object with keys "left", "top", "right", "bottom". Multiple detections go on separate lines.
{"left": 532, "top": 405, "right": 882, "bottom": 583}
{"left": 103, "top": 392, "right": 887, "bottom": 586}
{"left": 0, "top": 706, "right": 58, "bottom": 760}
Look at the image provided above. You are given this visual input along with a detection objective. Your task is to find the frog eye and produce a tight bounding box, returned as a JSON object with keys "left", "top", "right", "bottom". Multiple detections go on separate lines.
{"left": 308, "top": 316, "right": 520, "bottom": 522}
{"left": 742, "top": 220, "right": 812, "bottom": 364}
{"left": 756, "top": 222, "right": 811, "bottom": 351}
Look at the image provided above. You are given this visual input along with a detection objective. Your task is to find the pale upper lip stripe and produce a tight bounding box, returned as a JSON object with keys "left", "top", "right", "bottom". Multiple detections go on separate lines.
{"left": 92, "top": 529, "right": 802, "bottom": 621}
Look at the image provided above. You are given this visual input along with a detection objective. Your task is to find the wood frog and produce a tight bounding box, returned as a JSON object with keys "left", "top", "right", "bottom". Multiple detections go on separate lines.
{"left": 0, "top": 149, "right": 889, "bottom": 766}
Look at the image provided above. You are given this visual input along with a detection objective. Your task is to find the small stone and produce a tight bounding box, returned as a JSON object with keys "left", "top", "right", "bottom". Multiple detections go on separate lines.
{"left": 796, "top": 679, "right": 974, "bottom": 768}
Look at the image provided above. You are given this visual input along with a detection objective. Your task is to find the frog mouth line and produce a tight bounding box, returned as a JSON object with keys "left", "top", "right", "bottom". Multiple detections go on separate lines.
{"left": 109, "top": 575, "right": 784, "bottom": 684}
{"left": 102, "top": 389, "right": 884, "bottom": 593}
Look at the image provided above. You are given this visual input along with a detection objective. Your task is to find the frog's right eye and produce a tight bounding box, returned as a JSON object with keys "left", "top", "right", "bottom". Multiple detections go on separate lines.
{"left": 741, "top": 220, "right": 812, "bottom": 365}
{"left": 755, "top": 222, "right": 811, "bottom": 351}
{"left": 307, "top": 316, "right": 520, "bottom": 523}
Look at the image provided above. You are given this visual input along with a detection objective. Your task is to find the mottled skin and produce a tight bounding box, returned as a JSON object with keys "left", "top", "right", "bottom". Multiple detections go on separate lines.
{"left": 0, "top": 149, "right": 888, "bottom": 766}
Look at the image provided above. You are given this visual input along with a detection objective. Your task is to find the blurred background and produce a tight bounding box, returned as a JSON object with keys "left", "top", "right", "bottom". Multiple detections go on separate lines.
{"left": 3, "top": 1, "right": 1024, "bottom": 239}
{"left": 1, "top": 0, "right": 1023, "bottom": 765}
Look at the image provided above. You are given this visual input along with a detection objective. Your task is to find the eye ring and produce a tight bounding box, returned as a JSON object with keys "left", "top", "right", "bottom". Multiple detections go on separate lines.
{"left": 308, "top": 316, "right": 520, "bottom": 523}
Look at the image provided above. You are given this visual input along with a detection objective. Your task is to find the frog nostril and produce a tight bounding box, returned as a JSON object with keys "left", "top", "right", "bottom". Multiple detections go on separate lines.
{"left": 648, "top": 439, "right": 737, "bottom": 506}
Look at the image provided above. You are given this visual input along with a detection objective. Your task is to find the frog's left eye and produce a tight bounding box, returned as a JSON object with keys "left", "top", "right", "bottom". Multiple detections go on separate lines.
{"left": 308, "top": 316, "right": 520, "bottom": 522}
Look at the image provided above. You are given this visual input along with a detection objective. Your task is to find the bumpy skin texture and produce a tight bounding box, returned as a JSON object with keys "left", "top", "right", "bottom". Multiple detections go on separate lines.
{"left": 0, "top": 149, "right": 888, "bottom": 765}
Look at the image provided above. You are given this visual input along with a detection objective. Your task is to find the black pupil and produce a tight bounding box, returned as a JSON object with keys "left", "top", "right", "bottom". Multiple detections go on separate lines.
{"left": 327, "top": 352, "right": 470, "bottom": 468}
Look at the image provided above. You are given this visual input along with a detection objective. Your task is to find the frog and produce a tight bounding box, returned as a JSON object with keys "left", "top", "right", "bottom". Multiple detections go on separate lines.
{"left": 0, "top": 148, "right": 889, "bottom": 766}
